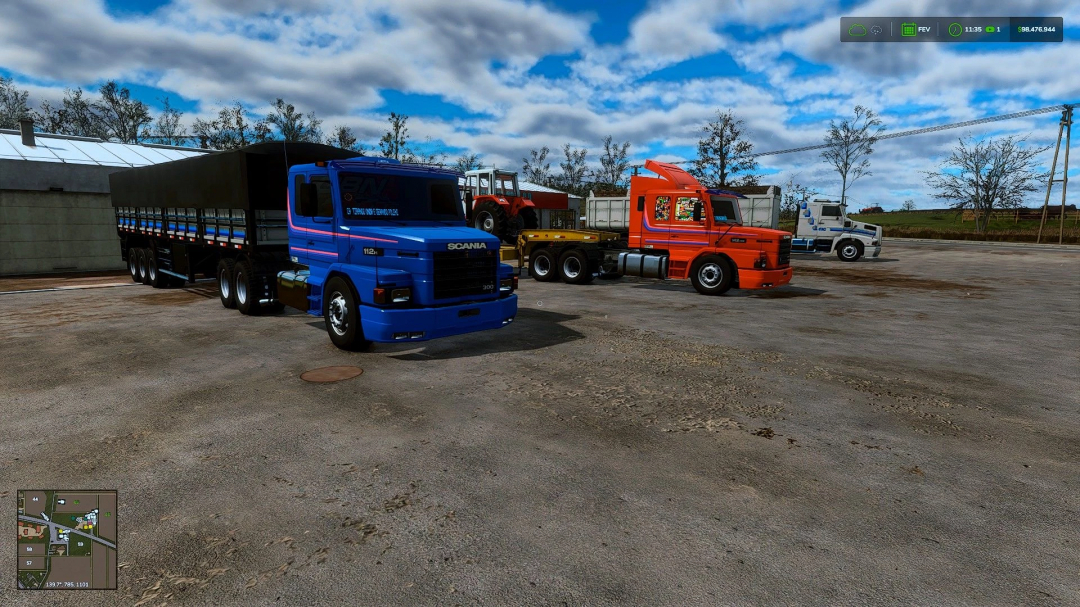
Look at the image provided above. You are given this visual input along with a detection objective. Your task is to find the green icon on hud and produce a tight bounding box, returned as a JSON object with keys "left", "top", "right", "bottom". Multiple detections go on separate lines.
{"left": 985, "top": 26, "right": 995, "bottom": 33}
{"left": 848, "top": 23, "right": 867, "bottom": 36}
{"left": 949, "top": 23, "right": 962, "bottom": 37}
{"left": 901, "top": 22, "right": 917, "bottom": 36}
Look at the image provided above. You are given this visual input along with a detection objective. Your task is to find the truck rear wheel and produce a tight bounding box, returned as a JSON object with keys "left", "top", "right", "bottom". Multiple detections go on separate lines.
{"left": 559, "top": 248, "right": 594, "bottom": 285}
{"left": 128, "top": 250, "right": 140, "bottom": 283}
{"left": 137, "top": 248, "right": 151, "bottom": 285}
{"left": 529, "top": 248, "right": 559, "bottom": 282}
{"left": 147, "top": 250, "right": 167, "bottom": 289}
{"left": 217, "top": 258, "right": 237, "bottom": 309}
{"left": 837, "top": 240, "right": 863, "bottom": 262}
{"left": 234, "top": 259, "right": 261, "bottom": 315}
{"left": 473, "top": 200, "right": 509, "bottom": 241}
{"left": 690, "top": 255, "right": 733, "bottom": 296}
{"left": 324, "top": 276, "right": 372, "bottom": 352}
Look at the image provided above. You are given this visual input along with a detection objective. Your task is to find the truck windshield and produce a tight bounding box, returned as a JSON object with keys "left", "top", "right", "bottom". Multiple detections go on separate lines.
{"left": 339, "top": 172, "right": 463, "bottom": 222}
{"left": 710, "top": 196, "right": 743, "bottom": 224}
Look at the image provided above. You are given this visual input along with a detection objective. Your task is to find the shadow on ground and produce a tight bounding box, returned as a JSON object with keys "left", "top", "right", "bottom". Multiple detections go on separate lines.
{"left": 383, "top": 308, "right": 584, "bottom": 360}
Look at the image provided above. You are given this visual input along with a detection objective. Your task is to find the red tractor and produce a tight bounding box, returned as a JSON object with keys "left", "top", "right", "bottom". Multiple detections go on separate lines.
{"left": 462, "top": 169, "right": 538, "bottom": 243}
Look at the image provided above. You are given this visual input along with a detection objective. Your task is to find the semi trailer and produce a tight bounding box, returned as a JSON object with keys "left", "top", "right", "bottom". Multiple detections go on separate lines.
{"left": 512, "top": 160, "right": 793, "bottom": 296}
{"left": 790, "top": 199, "right": 882, "bottom": 262}
{"left": 110, "top": 142, "right": 518, "bottom": 351}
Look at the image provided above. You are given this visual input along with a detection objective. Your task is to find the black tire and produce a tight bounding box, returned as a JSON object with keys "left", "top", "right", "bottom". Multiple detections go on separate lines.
{"left": 529, "top": 248, "right": 559, "bottom": 282}
{"left": 137, "top": 248, "right": 150, "bottom": 285}
{"left": 147, "top": 249, "right": 168, "bottom": 288}
{"left": 558, "top": 248, "right": 594, "bottom": 285}
{"left": 234, "top": 259, "right": 261, "bottom": 315}
{"left": 519, "top": 207, "right": 539, "bottom": 230}
{"left": 324, "top": 276, "right": 372, "bottom": 352}
{"left": 473, "top": 200, "right": 510, "bottom": 242}
{"left": 837, "top": 240, "right": 864, "bottom": 262}
{"left": 690, "top": 255, "right": 734, "bottom": 295}
{"left": 217, "top": 258, "right": 237, "bottom": 309}
{"left": 127, "top": 249, "right": 140, "bottom": 283}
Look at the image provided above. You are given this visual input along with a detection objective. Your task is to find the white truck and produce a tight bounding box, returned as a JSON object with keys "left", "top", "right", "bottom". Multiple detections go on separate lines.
{"left": 791, "top": 199, "right": 882, "bottom": 262}
{"left": 585, "top": 186, "right": 782, "bottom": 231}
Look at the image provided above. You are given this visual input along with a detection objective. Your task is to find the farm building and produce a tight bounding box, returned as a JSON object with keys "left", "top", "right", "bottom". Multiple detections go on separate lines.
{"left": 0, "top": 121, "right": 208, "bottom": 276}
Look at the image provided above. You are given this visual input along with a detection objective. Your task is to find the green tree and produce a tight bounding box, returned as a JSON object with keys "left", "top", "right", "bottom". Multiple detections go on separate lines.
{"left": 141, "top": 97, "right": 189, "bottom": 146}
{"left": 821, "top": 105, "right": 885, "bottom": 207}
{"left": 900, "top": 199, "right": 917, "bottom": 212}
{"left": 378, "top": 112, "right": 409, "bottom": 160}
{"left": 522, "top": 146, "right": 552, "bottom": 185}
{"left": 556, "top": 143, "right": 589, "bottom": 196}
{"left": 326, "top": 125, "right": 364, "bottom": 152}
{"left": 96, "top": 81, "right": 152, "bottom": 143}
{"left": 192, "top": 102, "right": 262, "bottom": 150}
{"left": 32, "top": 88, "right": 108, "bottom": 139}
{"left": 263, "top": 98, "right": 322, "bottom": 142}
{"left": 691, "top": 109, "right": 759, "bottom": 188}
{"left": 455, "top": 153, "right": 483, "bottom": 172}
{"left": 594, "top": 135, "right": 631, "bottom": 195}
{"left": 0, "top": 77, "right": 32, "bottom": 129}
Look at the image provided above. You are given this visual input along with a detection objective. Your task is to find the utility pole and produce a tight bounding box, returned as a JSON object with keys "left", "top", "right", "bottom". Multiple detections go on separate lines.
{"left": 1037, "top": 105, "right": 1073, "bottom": 244}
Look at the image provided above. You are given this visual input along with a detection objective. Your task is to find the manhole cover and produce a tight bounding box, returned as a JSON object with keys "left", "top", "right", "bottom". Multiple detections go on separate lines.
{"left": 301, "top": 366, "right": 364, "bottom": 383}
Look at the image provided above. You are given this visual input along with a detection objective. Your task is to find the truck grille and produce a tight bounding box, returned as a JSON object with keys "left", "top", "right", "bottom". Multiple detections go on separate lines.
{"left": 778, "top": 238, "right": 791, "bottom": 266}
{"left": 433, "top": 251, "right": 498, "bottom": 300}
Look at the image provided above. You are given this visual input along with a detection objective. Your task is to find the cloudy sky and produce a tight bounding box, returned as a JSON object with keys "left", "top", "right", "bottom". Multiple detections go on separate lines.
{"left": 1, "top": 0, "right": 1077, "bottom": 209}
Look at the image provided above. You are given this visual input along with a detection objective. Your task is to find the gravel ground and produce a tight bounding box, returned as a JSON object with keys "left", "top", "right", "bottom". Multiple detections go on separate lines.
{"left": 2, "top": 242, "right": 1078, "bottom": 606}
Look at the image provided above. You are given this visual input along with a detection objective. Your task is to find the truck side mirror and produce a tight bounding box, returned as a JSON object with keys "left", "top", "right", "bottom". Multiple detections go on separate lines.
{"left": 297, "top": 183, "right": 319, "bottom": 217}
{"left": 692, "top": 201, "right": 703, "bottom": 222}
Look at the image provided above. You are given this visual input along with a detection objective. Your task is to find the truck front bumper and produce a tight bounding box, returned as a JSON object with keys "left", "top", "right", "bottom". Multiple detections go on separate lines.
{"left": 738, "top": 267, "right": 793, "bottom": 290}
{"left": 869, "top": 245, "right": 881, "bottom": 258}
{"left": 359, "top": 295, "right": 518, "bottom": 343}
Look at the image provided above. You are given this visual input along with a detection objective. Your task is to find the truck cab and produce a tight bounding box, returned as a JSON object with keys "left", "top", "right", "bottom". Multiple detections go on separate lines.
{"left": 623, "top": 160, "right": 792, "bottom": 293}
{"left": 280, "top": 157, "right": 518, "bottom": 350}
{"left": 791, "top": 199, "right": 882, "bottom": 262}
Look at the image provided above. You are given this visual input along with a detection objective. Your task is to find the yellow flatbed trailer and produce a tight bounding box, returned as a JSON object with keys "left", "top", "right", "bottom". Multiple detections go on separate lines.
{"left": 502, "top": 229, "right": 625, "bottom": 282}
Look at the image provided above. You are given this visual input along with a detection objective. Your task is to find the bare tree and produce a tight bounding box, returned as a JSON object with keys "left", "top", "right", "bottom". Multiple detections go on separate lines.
{"left": 780, "top": 174, "right": 818, "bottom": 221}
{"left": 403, "top": 138, "right": 448, "bottom": 167}
{"left": 32, "top": 88, "right": 108, "bottom": 139}
{"left": 326, "top": 125, "right": 364, "bottom": 152}
{"left": 522, "top": 146, "right": 552, "bottom": 185}
{"left": 141, "top": 97, "right": 189, "bottom": 146}
{"left": 0, "top": 77, "right": 32, "bottom": 129}
{"left": 378, "top": 112, "right": 409, "bottom": 160}
{"left": 924, "top": 135, "right": 1049, "bottom": 233}
{"left": 821, "top": 105, "right": 885, "bottom": 207}
{"left": 192, "top": 102, "right": 262, "bottom": 150}
{"left": 455, "top": 153, "right": 483, "bottom": 172}
{"left": 900, "top": 199, "right": 917, "bottom": 211}
{"left": 595, "top": 136, "right": 631, "bottom": 194}
{"left": 263, "top": 98, "right": 322, "bottom": 143}
{"left": 691, "top": 109, "right": 759, "bottom": 188}
{"left": 95, "top": 81, "right": 152, "bottom": 143}
{"left": 557, "top": 143, "right": 589, "bottom": 195}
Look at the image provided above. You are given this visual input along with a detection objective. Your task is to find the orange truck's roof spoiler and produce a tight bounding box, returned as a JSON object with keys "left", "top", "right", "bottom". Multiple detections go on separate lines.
{"left": 644, "top": 159, "right": 701, "bottom": 190}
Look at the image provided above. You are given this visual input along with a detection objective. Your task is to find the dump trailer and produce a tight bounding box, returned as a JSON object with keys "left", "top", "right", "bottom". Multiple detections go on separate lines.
{"left": 514, "top": 160, "right": 792, "bottom": 296}
{"left": 110, "top": 143, "right": 518, "bottom": 350}
{"left": 791, "top": 199, "right": 882, "bottom": 262}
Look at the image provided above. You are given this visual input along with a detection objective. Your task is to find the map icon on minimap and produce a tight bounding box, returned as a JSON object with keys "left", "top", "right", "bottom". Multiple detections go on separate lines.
{"left": 17, "top": 490, "right": 117, "bottom": 590}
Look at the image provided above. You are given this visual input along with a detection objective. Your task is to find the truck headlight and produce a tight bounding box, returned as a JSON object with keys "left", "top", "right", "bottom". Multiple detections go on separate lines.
{"left": 391, "top": 288, "right": 411, "bottom": 303}
{"left": 754, "top": 253, "right": 769, "bottom": 269}
{"left": 500, "top": 277, "right": 516, "bottom": 293}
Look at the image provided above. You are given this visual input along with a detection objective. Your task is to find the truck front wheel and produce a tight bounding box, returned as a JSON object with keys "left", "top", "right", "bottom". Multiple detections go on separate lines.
{"left": 559, "top": 248, "right": 594, "bottom": 285}
{"left": 837, "top": 240, "right": 864, "bottom": 262}
{"left": 690, "top": 255, "right": 733, "bottom": 295}
{"left": 217, "top": 258, "right": 237, "bottom": 309}
{"left": 324, "top": 277, "right": 372, "bottom": 352}
{"left": 529, "top": 248, "right": 559, "bottom": 282}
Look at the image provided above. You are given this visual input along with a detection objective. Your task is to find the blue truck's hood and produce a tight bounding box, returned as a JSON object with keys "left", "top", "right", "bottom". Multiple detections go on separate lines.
{"left": 340, "top": 225, "right": 502, "bottom": 252}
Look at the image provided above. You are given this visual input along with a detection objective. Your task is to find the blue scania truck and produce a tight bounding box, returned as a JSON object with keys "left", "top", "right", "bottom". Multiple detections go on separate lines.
{"left": 110, "top": 142, "right": 517, "bottom": 350}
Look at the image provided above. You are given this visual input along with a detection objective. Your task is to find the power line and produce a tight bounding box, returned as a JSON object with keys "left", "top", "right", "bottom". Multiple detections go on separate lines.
{"left": 642, "top": 102, "right": 1078, "bottom": 168}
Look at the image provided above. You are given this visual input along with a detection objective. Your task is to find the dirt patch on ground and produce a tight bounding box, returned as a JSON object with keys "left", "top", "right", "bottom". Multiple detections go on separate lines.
{"left": 797, "top": 266, "right": 992, "bottom": 294}
{"left": 0, "top": 271, "right": 130, "bottom": 292}
{"left": 132, "top": 287, "right": 217, "bottom": 306}
{"left": 749, "top": 288, "right": 838, "bottom": 299}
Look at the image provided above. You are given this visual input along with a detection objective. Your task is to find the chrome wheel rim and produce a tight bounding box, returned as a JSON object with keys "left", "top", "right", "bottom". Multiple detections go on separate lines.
{"left": 534, "top": 255, "right": 551, "bottom": 277}
{"left": 219, "top": 268, "right": 231, "bottom": 299}
{"left": 562, "top": 256, "right": 582, "bottom": 279}
{"left": 328, "top": 291, "right": 349, "bottom": 336}
{"left": 148, "top": 261, "right": 156, "bottom": 282}
{"left": 842, "top": 244, "right": 858, "bottom": 258}
{"left": 236, "top": 270, "right": 247, "bottom": 304}
{"left": 699, "top": 263, "right": 723, "bottom": 288}
{"left": 129, "top": 256, "right": 137, "bottom": 278}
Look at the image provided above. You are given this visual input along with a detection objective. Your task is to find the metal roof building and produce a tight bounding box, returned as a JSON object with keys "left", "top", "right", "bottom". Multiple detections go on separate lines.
{"left": 0, "top": 121, "right": 210, "bottom": 275}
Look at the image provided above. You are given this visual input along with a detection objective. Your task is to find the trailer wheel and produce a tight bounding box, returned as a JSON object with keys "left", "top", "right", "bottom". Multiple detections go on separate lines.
{"left": 519, "top": 207, "right": 539, "bottom": 230}
{"left": 217, "top": 258, "right": 237, "bottom": 309}
{"left": 234, "top": 259, "right": 261, "bottom": 315}
{"left": 128, "top": 250, "right": 140, "bottom": 283}
{"left": 529, "top": 248, "right": 559, "bottom": 282}
{"left": 473, "top": 200, "right": 509, "bottom": 242}
{"left": 837, "top": 240, "right": 863, "bottom": 262}
{"left": 137, "top": 248, "right": 151, "bottom": 285}
{"left": 690, "top": 255, "right": 733, "bottom": 296}
{"left": 559, "top": 248, "right": 594, "bottom": 285}
{"left": 147, "top": 250, "right": 167, "bottom": 289}
{"left": 324, "top": 276, "right": 372, "bottom": 352}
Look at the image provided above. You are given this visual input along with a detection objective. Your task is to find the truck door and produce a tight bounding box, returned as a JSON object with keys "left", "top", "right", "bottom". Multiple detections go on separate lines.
{"left": 668, "top": 195, "right": 708, "bottom": 247}
{"left": 817, "top": 203, "right": 844, "bottom": 251}
{"left": 642, "top": 194, "right": 673, "bottom": 249}
{"left": 289, "top": 174, "right": 339, "bottom": 267}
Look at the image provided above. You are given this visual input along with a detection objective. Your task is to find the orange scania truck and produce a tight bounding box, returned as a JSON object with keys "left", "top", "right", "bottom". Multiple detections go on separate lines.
{"left": 514, "top": 159, "right": 792, "bottom": 295}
